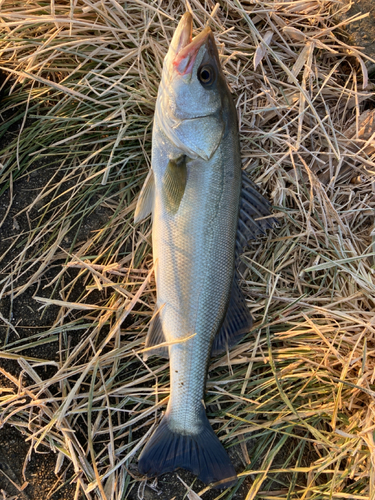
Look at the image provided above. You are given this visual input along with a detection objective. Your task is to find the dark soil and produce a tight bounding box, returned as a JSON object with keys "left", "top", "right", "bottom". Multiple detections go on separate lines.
{"left": 0, "top": 109, "right": 81, "bottom": 497}
{"left": 0, "top": 426, "right": 76, "bottom": 500}
{"left": 341, "top": 0, "right": 375, "bottom": 72}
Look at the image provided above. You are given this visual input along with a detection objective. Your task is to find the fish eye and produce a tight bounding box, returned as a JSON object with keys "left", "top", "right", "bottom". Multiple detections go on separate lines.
{"left": 198, "top": 64, "right": 215, "bottom": 87}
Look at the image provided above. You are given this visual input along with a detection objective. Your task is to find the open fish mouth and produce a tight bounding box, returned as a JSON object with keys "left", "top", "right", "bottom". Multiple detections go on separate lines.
{"left": 173, "top": 13, "right": 212, "bottom": 75}
{"left": 172, "top": 12, "right": 193, "bottom": 53}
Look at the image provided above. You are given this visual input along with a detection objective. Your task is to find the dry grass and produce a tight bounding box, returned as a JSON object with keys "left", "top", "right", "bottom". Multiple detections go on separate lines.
{"left": 0, "top": 0, "right": 375, "bottom": 499}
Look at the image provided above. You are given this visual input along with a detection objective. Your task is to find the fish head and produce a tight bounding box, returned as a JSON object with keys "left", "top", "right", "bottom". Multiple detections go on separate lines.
{"left": 158, "top": 13, "right": 234, "bottom": 161}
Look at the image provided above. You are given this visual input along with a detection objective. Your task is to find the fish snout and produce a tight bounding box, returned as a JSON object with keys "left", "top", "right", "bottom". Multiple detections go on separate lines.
{"left": 173, "top": 26, "right": 212, "bottom": 76}
{"left": 170, "top": 12, "right": 193, "bottom": 55}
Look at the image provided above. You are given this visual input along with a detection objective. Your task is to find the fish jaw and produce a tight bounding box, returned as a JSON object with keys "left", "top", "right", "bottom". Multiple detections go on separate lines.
{"left": 173, "top": 26, "right": 211, "bottom": 75}
{"left": 167, "top": 13, "right": 213, "bottom": 78}
{"left": 169, "top": 12, "right": 193, "bottom": 56}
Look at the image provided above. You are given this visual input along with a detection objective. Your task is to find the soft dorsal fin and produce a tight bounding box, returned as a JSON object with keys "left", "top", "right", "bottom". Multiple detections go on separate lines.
{"left": 134, "top": 169, "right": 155, "bottom": 223}
{"left": 143, "top": 308, "right": 169, "bottom": 361}
{"left": 211, "top": 276, "right": 253, "bottom": 357}
{"left": 236, "top": 172, "right": 275, "bottom": 252}
{"left": 162, "top": 155, "right": 187, "bottom": 214}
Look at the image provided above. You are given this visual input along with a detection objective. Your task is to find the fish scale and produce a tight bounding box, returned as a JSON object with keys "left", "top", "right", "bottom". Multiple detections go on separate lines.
{"left": 155, "top": 139, "right": 240, "bottom": 425}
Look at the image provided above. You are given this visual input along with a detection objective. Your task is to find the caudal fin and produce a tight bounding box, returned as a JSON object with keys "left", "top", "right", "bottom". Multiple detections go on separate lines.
{"left": 138, "top": 410, "right": 237, "bottom": 488}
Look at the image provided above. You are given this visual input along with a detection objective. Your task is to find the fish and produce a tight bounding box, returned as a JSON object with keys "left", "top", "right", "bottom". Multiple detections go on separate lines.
{"left": 134, "top": 12, "right": 274, "bottom": 488}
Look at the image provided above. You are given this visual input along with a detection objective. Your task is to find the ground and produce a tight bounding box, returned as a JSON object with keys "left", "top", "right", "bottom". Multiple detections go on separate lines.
{"left": 342, "top": 0, "right": 375, "bottom": 77}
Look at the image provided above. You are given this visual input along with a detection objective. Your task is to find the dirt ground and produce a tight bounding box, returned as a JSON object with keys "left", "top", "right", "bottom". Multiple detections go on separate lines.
{"left": 342, "top": 0, "right": 375, "bottom": 77}
{"left": 1, "top": 1, "right": 375, "bottom": 499}
{"left": 0, "top": 118, "right": 78, "bottom": 499}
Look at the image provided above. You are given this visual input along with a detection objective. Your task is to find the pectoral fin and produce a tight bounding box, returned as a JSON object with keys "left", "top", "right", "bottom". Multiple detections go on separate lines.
{"left": 162, "top": 156, "right": 187, "bottom": 215}
{"left": 211, "top": 276, "right": 253, "bottom": 357}
{"left": 134, "top": 169, "right": 155, "bottom": 223}
{"left": 144, "top": 308, "right": 169, "bottom": 361}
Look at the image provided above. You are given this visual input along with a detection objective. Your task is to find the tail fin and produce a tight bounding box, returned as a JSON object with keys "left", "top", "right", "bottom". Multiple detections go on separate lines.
{"left": 138, "top": 410, "right": 237, "bottom": 489}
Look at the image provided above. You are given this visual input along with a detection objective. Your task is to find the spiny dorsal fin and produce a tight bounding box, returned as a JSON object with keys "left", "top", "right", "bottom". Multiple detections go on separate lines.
{"left": 162, "top": 155, "right": 187, "bottom": 214}
{"left": 134, "top": 169, "right": 155, "bottom": 223}
{"left": 143, "top": 308, "right": 169, "bottom": 361}
{"left": 236, "top": 172, "right": 276, "bottom": 252}
{"left": 211, "top": 275, "right": 253, "bottom": 357}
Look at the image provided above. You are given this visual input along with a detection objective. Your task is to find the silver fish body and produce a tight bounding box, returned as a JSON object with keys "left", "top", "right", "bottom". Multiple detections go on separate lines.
{"left": 136, "top": 12, "right": 273, "bottom": 488}
{"left": 152, "top": 87, "right": 241, "bottom": 435}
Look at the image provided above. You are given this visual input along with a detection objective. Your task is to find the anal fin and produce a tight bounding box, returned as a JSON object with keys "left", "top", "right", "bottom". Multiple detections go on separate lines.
{"left": 144, "top": 307, "right": 169, "bottom": 361}
{"left": 211, "top": 276, "right": 253, "bottom": 357}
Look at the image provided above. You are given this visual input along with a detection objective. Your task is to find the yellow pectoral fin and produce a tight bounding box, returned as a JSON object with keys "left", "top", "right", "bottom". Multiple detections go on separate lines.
{"left": 161, "top": 155, "right": 187, "bottom": 215}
